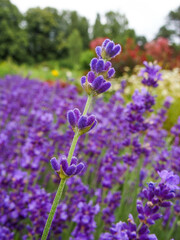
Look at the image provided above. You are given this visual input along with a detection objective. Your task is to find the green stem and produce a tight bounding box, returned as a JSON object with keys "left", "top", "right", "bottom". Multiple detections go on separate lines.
{"left": 41, "top": 179, "right": 66, "bottom": 240}
{"left": 67, "top": 132, "right": 80, "bottom": 164}
{"left": 116, "top": 166, "right": 129, "bottom": 221}
{"left": 83, "top": 94, "right": 93, "bottom": 115}
{"left": 41, "top": 94, "right": 93, "bottom": 240}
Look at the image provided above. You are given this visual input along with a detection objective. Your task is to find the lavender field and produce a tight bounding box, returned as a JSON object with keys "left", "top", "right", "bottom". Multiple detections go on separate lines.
{"left": 0, "top": 39, "right": 180, "bottom": 240}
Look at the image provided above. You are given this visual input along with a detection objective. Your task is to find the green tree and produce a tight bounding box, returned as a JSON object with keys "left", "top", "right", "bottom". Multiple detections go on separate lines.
{"left": 0, "top": 0, "right": 28, "bottom": 62}
{"left": 25, "top": 7, "right": 63, "bottom": 62}
{"left": 104, "top": 11, "right": 129, "bottom": 42}
{"left": 168, "top": 6, "right": 180, "bottom": 43}
{"left": 67, "top": 11, "right": 90, "bottom": 49}
{"left": 67, "top": 29, "right": 83, "bottom": 66}
{"left": 92, "top": 13, "right": 106, "bottom": 39}
{"left": 156, "top": 6, "right": 180, "bottom": 43}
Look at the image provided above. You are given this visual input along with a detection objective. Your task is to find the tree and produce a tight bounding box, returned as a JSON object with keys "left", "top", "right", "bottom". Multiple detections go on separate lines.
{"left": 0, "top": 0, "right": 28, "bottom": 62}
{"left": 156, "top": 25, "right": 175, "bottom": 41}
{"left": 67, "top": 29, "right": 83, "bottom": 66}
{"left": 92, "top": 14, "right": 106, "bottom": 39}
{"left": 25, "top": 7, "right": 63, "bottom": 62}
{"left": 104, "top": 11, "right": 129, "bottom": 42}
{"left": 156, "top": 6, "right": 180, "bottom": 43}
{"left": 67, "top": 11, "right": 90, "bottom": 49}
{"left": 168, "top": 6, "right": 180, "bottom": 43}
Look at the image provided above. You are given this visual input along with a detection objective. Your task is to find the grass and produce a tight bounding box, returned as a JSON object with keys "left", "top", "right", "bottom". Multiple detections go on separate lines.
{"left": 0, "top": 59, "right": 84, "bottom": 83}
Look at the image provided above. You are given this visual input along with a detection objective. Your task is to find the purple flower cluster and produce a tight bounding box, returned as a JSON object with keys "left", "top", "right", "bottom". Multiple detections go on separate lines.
{"left": 100, "top": 214, "right": 157, "bottom": 240}
{"left": 0, "top": 51, "right": 180, "bottom": 239}
{"left": 50, "top": 155, "right": 84, "bottom": 179}
{"left": 70, "top": 201, "right": 100, "bottom": 240}
{"left": 67, "top": 108, "right": 97, "bottom": 134}
{"left": 136, "top": 170, "right": 179, "bottom": 229}
{"left": 139, "top": 61, "right": 162, "bottom": 87}
{"left": 101, "top": 171, "right": 179, "bottom": 240}
{"left": 95, "top": 39, "right": 121, "bottom": 60}
{"left": 81, "top": 39, "right": 121, "bottom": 96}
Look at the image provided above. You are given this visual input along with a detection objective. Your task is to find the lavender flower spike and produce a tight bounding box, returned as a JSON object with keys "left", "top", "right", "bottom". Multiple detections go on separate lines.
{"left": 81, "top": 39, "right": 121, "bottom": 96}
{"left": 50, "top": 157, "right": 60, "bottom": 172}
{"left": 95, "top": 39, "right": 121, "bottom": 60}
{"left": 50, "top": 155, "right": 84, "bottom": 179}
{"left": 67, "top": 108, "right": 97, "bottom": 135}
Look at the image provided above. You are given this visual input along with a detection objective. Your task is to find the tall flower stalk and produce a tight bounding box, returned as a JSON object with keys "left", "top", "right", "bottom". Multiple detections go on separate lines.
{"left": 41, "top": 39, "right": 121, "bottom": 239}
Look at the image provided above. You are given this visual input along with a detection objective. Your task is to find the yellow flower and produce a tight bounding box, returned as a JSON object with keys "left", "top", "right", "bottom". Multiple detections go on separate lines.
{"left": 51, "top": 69, "right": 59, "bottom": 77}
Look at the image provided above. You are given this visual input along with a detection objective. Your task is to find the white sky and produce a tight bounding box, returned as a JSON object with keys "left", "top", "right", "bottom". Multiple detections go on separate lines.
{"left": 11, "top": 0, "right": 179, "bottom": 41}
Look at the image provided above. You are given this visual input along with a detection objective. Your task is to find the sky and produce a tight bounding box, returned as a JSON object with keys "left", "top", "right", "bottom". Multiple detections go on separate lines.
{"left": 11, "top": 0, "right": 180, "bottom": 41}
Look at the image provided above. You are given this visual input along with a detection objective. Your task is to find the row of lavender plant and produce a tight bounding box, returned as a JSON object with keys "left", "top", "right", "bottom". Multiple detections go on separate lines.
{"left": 0, "top": 39, "right": 179, "bottom": 240}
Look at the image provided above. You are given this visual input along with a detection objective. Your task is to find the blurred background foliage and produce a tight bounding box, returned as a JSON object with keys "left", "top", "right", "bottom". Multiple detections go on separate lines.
{"left": 0, "top": 0, "right": 180, "bottom": 70}
{"left": 0, "top": 0, "right": 180, "bottom": 129}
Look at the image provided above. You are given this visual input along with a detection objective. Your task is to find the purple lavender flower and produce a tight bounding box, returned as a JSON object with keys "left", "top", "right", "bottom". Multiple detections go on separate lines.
{"left": 163, "top": 96, "right": 173, "bottom": 109}
{"left": 81, "top": 39, "right": 121, "bottom": 95}
{"left": 67, "top": 108, "right": 97, "bottom": 134}
{"left": 95, "top": 39, "right": 121, "bottom": 60}
{"left": 90, "top": 58, "right": 115, "bottom": 79}
{"left": 70, "top": 201, "right": 100, "bottom": 240}
{"left": 100, "top": 214, "right": 157, "bottom": 240}
{"left": 139, "top": 61, "right": 162, "bottom": 87}
{"left": 157, "top": 170, "right": 180, "bottom": 190}
{"left": 0, "top": 226, "right": 14, "bottom": 240}
{"left": 50, "top": 155, "right": 84, "bottom": 179}
{"left": 81, "top": 73, "right": 111, "bottom": 96}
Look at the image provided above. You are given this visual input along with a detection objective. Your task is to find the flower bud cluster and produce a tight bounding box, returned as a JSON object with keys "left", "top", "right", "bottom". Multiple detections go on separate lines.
{"left": 137, "top": 170, "right": 179, "bottom": 226}
{"left": 139, "top": 61, "right": 162, "bottom": 88}
{"left": 95, "top": 39, "right": 121, "bottom": 60}
{"left": 100, "top": 214, "right": 157, "bottom": 240}
{"left": 81, "top": 39, "right": 121, "bottom": 96}
{"left": 50, "top": 155, "right": 84, "bottom": 179}
{"left": 67, "top": 108, "right": 97, "bottom": 135}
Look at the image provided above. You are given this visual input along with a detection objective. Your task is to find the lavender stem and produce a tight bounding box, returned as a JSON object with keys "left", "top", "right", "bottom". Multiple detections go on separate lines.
{"left": 41, "top": 95, "right": 93, "bottom": 240}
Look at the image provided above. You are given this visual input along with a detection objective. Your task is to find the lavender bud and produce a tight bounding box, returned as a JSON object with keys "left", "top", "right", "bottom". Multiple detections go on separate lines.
{"left": 107, "top": 68, "right": 115, "bottom": 78}
{"left": 137, "top": 204, "right": 144, "bottom": 214}
{"left": 61, "top": 159, "right": 68, "bottom": 172}
{"left": 87, "top": 115, "right": 96, "bottom": 126}
{"left": 164, "top": 192, "right": 175, "bottom": 200}
{"left": 97, "top": 82, "right": 111, "bottom": 94}
{"left": 50, "top": 157, "right": 60, "bottom": 172}
{"left": 78, "top": 116, "right": 88, "bottom": 129}
{"left": 151, "top": 213, "right": 162, "bottom": 220}
{"left": 111, "top": 44, "right": 121, "bottom": 57}
{"left": 95, "top": 46, "right": 102, "bottom": 58}
{"left": 106, "top": 42, "right": 114, "bottom": 56}
{"left": 81, "top": 76, "right": 86, "bottom": 86}
{"left": 104, "top": 61, "right": 112, "bottom": 70}
{"left": 160, "top": 201, "right": 172, "bottom": 208}
{"left": 70, "top": 156, "right": 78, "bottom": 165}
{"left": 102, "top": 39, "right": 110, "bottom": 48}
{"left": 92, "top": 76, "right": 104, "bottom": 90}
{"left": 138, "top": 214, "right": 145, "bottom": 220}
{"left": 90, "top": 119, "right": 97, "bottom": 130}
{"left": 73, "top": 108, "right": 81, "bottom": 123}
{"left": 67, "top": 110, "right": 76, "bottom": 127}
{"left": 87, "top": 71, "right": 95, "bottom": 83}
{"left": 146, "top": 218, "right": 155, "bottom": 225}
{"left": 90, "top": 58, "right": 98, "bottom": 71}
{"left": 96, "top": 59, "right": 105, "bottom": 73}
{"left": 66, "top": 165, "right": 76, "bottom": 176}
{"left": 74, "top": 163, "right": 85, "bottom": 174}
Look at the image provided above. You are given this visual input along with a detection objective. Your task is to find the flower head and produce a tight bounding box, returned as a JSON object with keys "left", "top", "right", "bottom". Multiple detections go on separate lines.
{"left": 81, "top": 38, "right": 121, "bottom": 96}
{"left": 50, "top": 155, "right": 84, "bottom": 179}
{"left": 157, "top": 170, "right": 180, "bottom": 190}
{"left": 139, "top": 61, "right": 162, "bottom": 88}
{"left": 67, "top": 108, "right": 97, "bottom": 134}
{"left": 95, "top": 39, "right": 121, "bottom": 60}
